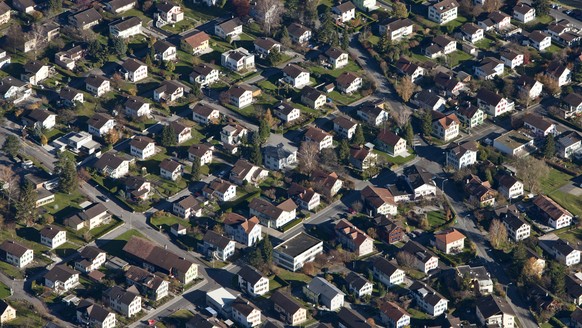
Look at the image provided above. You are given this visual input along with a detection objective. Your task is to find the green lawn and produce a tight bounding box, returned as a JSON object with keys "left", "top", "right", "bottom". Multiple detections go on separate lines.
{"left": 368, "top": 35, "right": 380, "bottom": 45}
{"left": 0, "top": 262, "right": 24, "bottom": 280}
{"left": 0, "top": 281, "right": 10, "bottom": 299}
{"left": 373, "top": 149, "right": 416, "bottom": 166}
{"left": 548, "top": 190, "right": 582, "bottom": 217}
{"left": 162, "top": 18, "right": 198, "bottom": 34}
{"left": 55, "top": 242, "right": 79, "bottom": 258}
{"left": 474, "top": 37, "right": 496, "bottom": 51}
{"left": 5, "top": 300, "right": 46, "bottom": 327}
{"left": 257, "top": 80, "right": 278, "bottom": 92}
{"left": 150, "top": 213, "right": 190, "bottom": 232}
{"left": 327, "top": 90, "right": 363, "bottom": 106}
{"left": 309, "top": 61, "right": 363, "bottom": 79}
{"left": 46, "top": 191, "right": 85, "bottom": 215}
{"left": 557, "top": 228, "right": 582, "bottom": 244}
{"left": 427, "top": 211, "right": 447, "bottom": 229}
{"left": 277, "top": 270, "right": 311, "bottom": 283}
{"left": 447, "top": 51, "right": 473, "bottom": 67}
{"left": 539, "top": 168, "right": 573, "bottom": 193}
{"left": 100, "top": 229, "right": 146, "bottom": 258}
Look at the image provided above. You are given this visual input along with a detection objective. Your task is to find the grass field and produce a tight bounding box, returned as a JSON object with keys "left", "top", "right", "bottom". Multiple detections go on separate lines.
{"left": 539, "top": 168, "right": 572, "bottom": 192}
{"left": 427, "top": 211, "right": 447, "bottom": 229}
{"left": 100, "top": 229, "right": 145, "bottom": 258}
{"left": 0, "top": 281, "right": 10, "bottom": 299}
{"left": 150, "top": 213, "right": 190, "bottom": 232}
{"left": 538, "top": 168, "right": 580, "bottom": 216}
{"left": 277, "top": 270, "right": 311, "bottom": 283}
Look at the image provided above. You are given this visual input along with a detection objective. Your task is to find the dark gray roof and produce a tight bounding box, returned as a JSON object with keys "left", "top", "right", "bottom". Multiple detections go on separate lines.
{"left": 475, "top": 295, "right": 515, "bottom": 319}
{"left": 338, "top": 307, "right": 373, "bottom": 328}
{"left": 270, "top": 290, "right": 304, "bottom": 315}
{"left": 44, "top": 264, "right": 77, "bottom": 282}
{"left": 110, "top": 16, "right": 141, "bottom": 31}
{"left": 203, "top": 230, "right": 232, "bottom": 249}
{"left": 88, "top": 112, "right": 114, "bottom": 130}
{"left": 307, "top": 277, "right": 344, "bottom": 299}
{"left": 409, "top": 280, "right": 447, "bottom": 306}
{"left": 274, "top": 232, "right": 321, "bottom": 257}
{"left": 39, "top": 225, "right": 64, "bottom": 239}
{"left": 0, "top": 240, "right": 30, "bottom": 257}
{"left": 404, "top": 165, "right": 434, "bottom": 189}
{"left": 71, "top": 8, "right": 102, "bottom": 25}
{"left": 77, "top": 300, "right": 112, "bottom": 322}
{"left": 373, "top": 257, "right": 401, "bottom": 276}
{"left": 237, "top": 265, "right": 264, "bottom": 285}
{"left": 345, "top": 271, "right": 370, "bottom": 290}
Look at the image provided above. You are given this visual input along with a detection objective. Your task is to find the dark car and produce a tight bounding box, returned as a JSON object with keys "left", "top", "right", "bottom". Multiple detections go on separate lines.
{"left": 98, "top": 195, "right": 110, "bottom": 202}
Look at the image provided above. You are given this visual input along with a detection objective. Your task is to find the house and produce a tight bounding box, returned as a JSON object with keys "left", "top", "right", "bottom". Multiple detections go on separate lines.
{"left": 428, "top": 0, "right": 458, "bottom": 24}
{"left": 0, "top": 3, "right": 9, "bottom": 26}
{"left": 105, "top": 0, "right": 137, "bottom": 13}
{"left": 109, "top": 16, "right": 142, "bottom": 39}
{"left": 425, "top": 35, "right": 457, "bottom": 58}
{"left": 129, "top": 136, "right": 155, "bottom": 160}
{"left": 523, "top": 113, "right": 556, "bottom": 137}
{"left": 529, "top": 31, "right": 551, "bottom": 51}
{"left": 273, "top": 101, "right": 301, "bottom": 123}
{"left": 516, "top": 75, "right": 543, "bottom": 99}
{"left": 0, "top": 241, "right": 33, "bottom": 268}
{"left": 563, "top": 93, "right": 582, "bottom": 117}
{"left": 172, "top": 195, "right": 202, "bottom": 219}
{"left": 181, "top": 30, "right": 210, "bottom": 55}
{"left": 546, "top": 62, "right": 571, "bottom": 87}
{"left": 460, "top": 23, "right": 484, "bottom": 43}
{"left": 513, "top": 3, "right": 536, "bottom": 23}
{"left": 479, "top": 11, "right": 511, "bottom": 31}
{"left": 238, "top": 265, "right": 269, "bottom": 297}
{"left": 44, "top": 265, "right": 79, "bottom": 293}
{"left": 572, "top": 308, "right": 582, "bottom": 328}
{"left": 566, "top": 275, "right": 582, "bottom": 305}
{"left": 229, "top": 159, "right": 268, "bottom": 186}
{"left": 125, "top": 266, "right": 169, "bottom": 301}
{"left": 476, "top": 88, "right": 514, "bottom": 117}
{"left": 434, "top": 72, "right": 467, "bottom": 96}
{"left": 190, "top": 63, "right": 219, "bottom": 86}
{"left": 153, "top": 39, "right": 176, "bottom": 62}
{"left": 497, "top": 174, "right": 524, "bottom": 199}
{"left": 65, "top": 203, "right": 111, "bottom": 231}
{"left": 227, "top": 84, "right": 254, "bottom": 109}
{"left": 201, "top": 230, "right": 236, "bottom": 261}
{"left": 336, "top": 72, "right": 362, "bottom": 94}
{"left": 220, "top": 48, "right": 255, "bottom": 72}
{"left": 332, "top": 1, "right": 356, "bottom": 24}
{"left": 0, "top": 77, "right": 31, "bottom": 103}
{"left": 335, "top": 219, "right": 375, "bottom": 257}
{"left": 76, "top": 300, "right": 116, "bottom": 328}
{"left": 203, "top": 179, "right": 237, "bottom": 202}
{"left": 288, "top": 183, "right": 321, "bottom": 211}
{"left": 103, "top": 286, "right": 142, "bottom": 318}
{"left": 493, "top": 130, "right": 534, "bottom": 156}
{"left": 69, "top": 8, "right": 102, "bottom": 30}
{"left": 282, "top": 64, "right": 310, "bottom": 88}
{"left": 456, "top": 265, "right": 493, "bottom": 294}
{"left": 475, "top": 295, "right": 516, "bottom": 328}
{"left": 361, "top": 186, "right": 397, "bottom": 216}
{"left": 375, "top": 130, "right": 407, "bottom": 157}
{"left": 345, "top": 271, "right": 373, "bottom": 298}
{"left": 372, "top": 257, "right": 405, "bottom": 287}
{"left": 154, "top": 81, "right": 183, "bottom": 103}
{"left": 288, "top": 23, "right": 311, "bottom": 44}
{"left": 301, "top": 86, "right": 326, "bottom": 109}
{"left": 39, "top": 225, "right": 66, "bottom": 249}
{"left": 93, "top": 152, "right": 129, "bottom": 179}
{"left": 338, "top": 308, "right": 374, "bottom": 328}
{"left": 188, "top": 143, "right": 213, "bottom": 166}
{"left": 409, "top": 281, "right": 449, "bottom": 316}
{"left": 402, "top": 241, "right": 439, "bottom": 273}
{"left": 501, "top": 213, "right": 530, "bottom": 241}
{"left": 434, "top": 228, "right": 466, "bottom": 254}
{"left": 323, "top": 47, "right": 349, "bottom": 69}
{"left": 333, "top": 116, "right": 358, "bottom": 139}
{"left": 231, "top": 297, "right": 262, "bottom": 328}
{"left": 123, "top": 236, "right": 198, "bottom": 284}
{"left": 380, "top": 18, "right": 414, "bottom": 42}
{"left": 121, "top": 58, "right": 148, "bottom": 82}
{"left": 124, "top": 96, "right": 151, "bottom": 118}
{"left": 22, "top": 109, "right": 56, "bottom": 130}
{"left": 374, "top": 216, "right": 405, "bottom": 244}
{"left": 302, "top": 127, "right": 333, "bottom": 152}
{"left": 395, "top": 57, "right": 424, "bottom": 82}
{"left": 192, "top": 103, "right": 220, "bottom": 125}
{"left": 75, "top": 246, "right": 107, "bottom": 273}
{"left": 214, "top": 18, "right": 243, "bottom": 39}
{"left": 380, "top": 302, "right": 410, "bottom": 328}
{"left": 221, "top": 123, "right": 248, "bottom": 145}
{"left": 273, "top": 232, "right": 323, "bottom": 271}
{"left": 122, "top": 176, "right": 151, "bottom": 201}
{"left": 85, "top": 75, "right": 110, "bottom": 97}
{"left": 357, "top": 104, "right": 390, "bottom": 127}
{"left": 160, "top": 159, "right": 182, "bottom": 181}
{"left": 270, "top": 290, "right": 308, "bottom": 326}
{"left": 431, "top": 111, "right": 460, "bottom": 141}
{"left": 465, "top": 174, "right": 497, "bottom": 207}
{"left": 169, "top": 121, "right": 191, "bottom": 144}
{"left": 556, "top": 131, "right": 582, "bottom": 159}
{"left": 312, "top": 170, "right": 343, "bottom": 199}
{"left": 541, "top": 239, "right": 580, "bottom": 266}
{"left": 155, "top": 1, "right": 184, "bottom": 25}
{"left": 457, "top": 103, "right": 484, "bottom": 128}
{"left": 249, "top": 197, "right": 297, "bottom": 228}
{"left": 534, "top": 194, "right": 573, "bottom": 229}
{"left": 206, "top": 287, "right": 237, "bottom": 316}
{"left": 263, "top": 144, "right": 297, "bottom": 171}
{"left": 546, "top": 21, "right": 581, "bottom": 46}
{"left": 55, "top": 45, "right": 84, "bottom": 70}
{"left": 475, "top": 57, "right": 504, "bottom": 80}
{"left": 404, "top": 165, "right": 437, "bottom": 199}
{"left": 304, "top": 277, "right": 345, "bottom": 311}
{"left": 414, "top": 90, "right": 446, "bottom": 111}
{"left": 59, "top": 87, "right": 84, "bottom": 107}
{"left": 254, "top": 37, "right": 281, "bottom": 59}
{"left": 21, "top": 61, "right": 50, "bottom": 85}
{"left": 446, "top": 141, "right": 478, "bottom": 169}
{"left": 500, "top": 49, "right": 524, "bottom": 69}
{"left": 349, "top": 145, "right": 378, "bottom": 171}
{"left": 0, "top": 300, "right": 16, "bottom": 324}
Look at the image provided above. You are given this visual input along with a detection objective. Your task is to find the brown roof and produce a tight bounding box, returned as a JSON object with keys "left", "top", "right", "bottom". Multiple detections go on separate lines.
{"left": 110, "top": 16, "right": 142, "bottom": 31}
{"left": 203, "top": 230, "right": 232, "bottom": 249}
{"left": 333, "top": 116, "right": 357, "bottom": 130}
{"left": 183, "top": 30, "right": 210, "bottom": 48}
{"left": 85, "top": 75, "right": 108, "bottom": 88}
{"left": 301, "top": 86, "right": 324, "bottom": 101}
{"left": 361, "top": 186, "right": 395, "bottom": 208}
{"left": 130, "top": 136, "right": 154, "bottom": 150}
{"left": 122, "top": 58, "right": 146, "bottom": 72}
{"left": 534, "top": 195, "right": 572, "bottom": 220}
{"left": 376, "top": 130, "right": 402, "bottom": 147}
{"left": 379, "top": 301, "right": 410, "bottom": 322}
{"left": 514, "top": 3, "right": 534, "bottom": 15}
{"left": 523, "top": 113, "right": 553, "bottom": 131}
{"left": 188, "top": 143, "right": 212, "bottom": 158}
{"left": 39, "top": 225, "right": 64, "bottom": 239}
{"left": 270, "top": 290, "right": 304, "bottom": 315}
{"left": 336, "top": 72, "right": 360, "bottom": 88}
{"left": 123, "top": 236, "right": 195, "bottom": 273}
{"left": 431, "top": 0, "right": 458, "bottom": 13}
{"left": 160, "top": 158, "right": 181, "bottom": 172}
{"left": 287, "top": 23, "right": 310, "bottom": 38}
{"left": 254, "top": 37, "right": 279, "bottom": 50}
{"left": 94, "top": 152, "right": 126, "bottom": 171}
{"left": 334, "top": 1, "right": 356, "bottom": 13}
{"left": 432, "top": 112, "right": 460, "bottom": 129}
{"left": 176, "top": 195, "right": 200, "bottom": 210}
{"left": 304, "top": 127, "right": 330, "bottom": 142}
{"left": 217, "top": 18, "right": 242, "bottom": 34}
{"left": 283, "top": 64, "right": 308, "bottom": 79}
{"left": 335, "top": 219, "right": 371, "bottom": 247}
{"left": 72, "top": 8, "right": 102, "bottom": 25}
{"left": 434, "top": 228, "right": 466, "bottom": 245}
{"left": 192, "top": 103, "right": 218, "bottom": 117}
{"left": 44, "top": 264, "right": 77, "bottom": 282}
{"left": 529, "top": 30, "right": 550, "bottom": 43}
{"left": 0, "top": 240, "right": 30, "bottom": 257}
{"left": 88, "top": 113, "right": 114, "bottom": 129}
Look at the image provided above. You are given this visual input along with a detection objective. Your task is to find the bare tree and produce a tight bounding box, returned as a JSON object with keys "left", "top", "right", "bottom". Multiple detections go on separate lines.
{"left": 26, "top": 23, "right": 48, "bottom": 60}
{"left": 396, "top": 251, "right": 416, "bottom": 269}
{"left": 488, "top": 219, "right": 507, "bottom": 249}
{"left": 298, "top": 141, "right": 320, "bottom": 176}
{"left": 394, "top": 76, "right": 415, "bottom": 102}
{"left": 393, "top": 106, "right": 411, "bottom": 128}
{"left": 351, "top": 200, "right": 363, "bottom": 213}
{"left": 518, "top": 87, "right": 532, "bottom": 108}
{"left": 0, "top": 165, "right": 17, "bottom": 206}
{"left": 254, "top": 0, "right": 285, "bottom": 35}
{"left": 513, "top": 157, "right": 549, "bottom": 193}
{"left": 535, "top": 73, "right": 560, "bottom": 96}
{"left": 483, "top": 0, "right": 501, "bottom": 12}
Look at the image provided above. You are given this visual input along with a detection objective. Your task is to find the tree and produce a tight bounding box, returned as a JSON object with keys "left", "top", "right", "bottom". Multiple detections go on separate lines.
{"left": 165, "top": 61, "right": 175, "bottom": 73}
{"left": 548, "top": 261, "right": 565, "bottom": 295}
{"left": 191, "top": 159, "right": 201, "bottom": 181}
{"left": 232, "top": 0, "right": 250, "bottom": 17}
{"left": 317, "top": 8, "right": 335, "bottom": 44}
{"left": 341, "top": 33, "right": 349, "bottom": 50}
{"left": 532, "top": 0, "right": 550, "bottom": 15}
{"left": 403, "top": 121, "right": 414, "bottom": 146}
{"left": 338, "top": 139, "right": 350, "bottom": 162}
{"left": 280, "top": 26, "right": 291, "bottom": 48}
{"left": 160, "top": 125, "right": 176, "bottom": 147}
{"left": 110, "top": 36, "right": 127, "bottom": 56}
{"left": 518, "top": 87, "right": 532, "bottom": 108}
{"left": 395, "top": 76, "right": 414, "bottom": 102}
{"left": 268, "top": 48, "right": 283, "bottom": 65}
{"left": 536, "top": 73, "right": 560, "bottom": 96}
{"left": 483, "top": 0, "right": 502, "bottom": 12}
{"left": 259, "top": 118, "right": 270, "bottom": 141}
{"left": 353, "top": 124, "right": 365, "bottom": 145}
{"left": 0, "top": 165, "right": 17, "bottom": 206}
{"left": 16, "top": 181, "right": 38, "bottom": 226}
{"left": 56, "top": 152, "right": 78, "bottom": 194}
{"left": 542, "top": 134, "right": 555, "bottom": 158}
{"left": 2, "top": 135, "right": 20, "bottom": 158}
{"left": 103, "top": 129, "right": 120, "bottom": 146}
{"left": 254, "top": 0, "right": 285, "bottom": 35}
{"left": 49, "top": 0, "right": 63, "bottom": 13}
{"left": 421, "top": 110, "right": 433, "bottom": 137}
{"left": 393, "top": 2, "right": 408, "bottom": 18}
{"left": 249, "top": 133, "right": 263, "bottom": 165}
{"left": 261, "top": 234, "right": 273, "bottom": 264}
{"left": 396, "top": 251, "right": 416, "bottom": 268}
{"left": 513, "top": 157, "right": 549, "bottom": 192}
{"left": 298, "top": 141, "right": 319, "bottom": 176}
{"left": 40, "top": 134, "right": 48, "bottom": 146}
{"left": 488, "top": 219, "right": 507, "bottom": 249}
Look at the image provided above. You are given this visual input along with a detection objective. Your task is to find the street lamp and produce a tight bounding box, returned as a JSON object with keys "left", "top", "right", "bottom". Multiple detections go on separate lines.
{"left": 441, "top": 178, "right": 449, "bottom": 192}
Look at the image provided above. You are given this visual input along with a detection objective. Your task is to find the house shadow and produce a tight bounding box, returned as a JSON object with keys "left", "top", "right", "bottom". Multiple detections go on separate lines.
{"left": 16, "top": 226, "right": 40, "bottom": 244}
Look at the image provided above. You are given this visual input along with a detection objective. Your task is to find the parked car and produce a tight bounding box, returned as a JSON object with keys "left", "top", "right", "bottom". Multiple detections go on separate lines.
{"left": 517, "top": 204, "right": 526, "bottom": 212}
{"left": 98, "top": 195, "right": 110, "bottom": 202}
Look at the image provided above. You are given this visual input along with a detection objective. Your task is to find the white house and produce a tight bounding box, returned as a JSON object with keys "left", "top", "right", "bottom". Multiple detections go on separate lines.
{"left": 155, "top": 1, "right": 184, "bottom": 25}
{"left": 345, "top": 271, "right": 373, "bottom": 298}
{"left": 273, "top": 233, "right": 323, "bottom": 272}
{"left": 502, "top": 214, "right": 531, "bottom": 241}
{"left": 231, "top": 298, "right": 262, "bottom": 328}
{"left": 476, "top": 295, "right": 516, "bottom": 328}
{"left": 21, "top": 61, "right": 50, "bottom": 86}
{"left": 203, "top": 178, "right": 237, "bottom": 202}
{"left": 227, "top": 84, "right": 254, "bottom": 109}
{"left": 249, "top": 197, "right": 297, "bottom": 228}
{"left": 533, "top": 195, "right": 572, "bottom": 230}
{"left": 94, "top": 153, "right": 129, "bottom": 179}
{"left": 124, "top": 96, "right": 151, "bottom": 118}
{"left": 476, "top": 88, "right": 514, "bottom": 117}
{"left": 273, "top": 102, "right": 301, "bottom": 123}
{"left": 85, "top": 75, "right": 110, "bottom": 97}
{"left": 547, "top": 63, "right": 571, "bottom": 87}
{"left": 153, "top": 39, "right": 177, "bottom": 61}
{"left": 500, "top": 50, "right": 524, "bottom": 69}
{"left": 192, "top": 103, "right": 220, "bottom": 124}
{"left": 475, "top": 57, "right": 505, "bottom": 80}
{"left": 153, "top": 81, "right": 184, "bottom": 103}
{"left": 87, "top": 113, "right": 115, "bottom": 137}
{"left": 529, "top": 31, "right": 551, "bottom": 51}
{"left": 498, "top": 174, "right": 524, "bottom": 199}
{"left": 221, "top": 48, "right": 255, "bottom": 72}
{"left": 428, "top": 0, "right": 458, "bottom": 24}
{"left": 214, "top": 18, "right": 243, "bottom": 40}
{"left": 332, "top": 2, "right": 356, "bottom": 24}
{"left": 556, "top": 130, "right": 582, "bottom": 159}
{"left": 23, "top": 110, "right": 56, "bottom": 130}
{"left": 129, "top": 136, "right": 155, "bottom": 160}
{"left": 304, "top": 127, "right": 333, "bottom": 151}
{"left": 237, "top": 265, "right": 269, "bottom": 297}
{"left": 323, "top": 47, "right": 349, "bottom": 69}
{"left": 333, "top": 116, "right": 358, "bottom": 140}
{"left": 380, "top": 302, "right": 410, "bottom": 328}
{"left": 282, "top": 64, "right": 310, "bottom": 88}
{"left": 263, "top": 144, "right": 297, "bottom": 171}
{"left": 432, "top": 112, "right": 460, "bottom": 142}
{"left": 40, "top": 225, "right": 67, "bottom": 249}
{"left": 410, "top": 281, "right": 449, "bottom": 316}
{"left": 103, "top": 286, "right": 142, "bottom": 318}
{"left": 460, "top": 23, "right": 484, "bottom": 43}
{"left": 288, "top": 23, "right": 311, "bottom": 44}
{"left": 434, "top": 229, "right": 466, "bottom": 254}
{"left": 159, "top": 159, "right": 182, "bottom": 181}
{"left": 446, "top": 141, "right": 478, "bottom": 169}
{"left": 402, "top": 241, "right": 439, "bottom": 273}
{"left": 0, "top": 240, "right": 33, "bottom": 268}
{"left": 516, "top": 75, "right": 543, "bottom": 99}
{"left": 188, "top": 143, "right": 213, "bottom": 166}
{"left": 335, "top": 219, "right": 375, "bottom": 257}
{"left": 522, "top": 113, "right": 557, "bottom": 137}
{"left": 361, "top": 186, "right": 398, "bottom": 216}
{"left": 121, "top": 58, "right": 148, "bottom": 82}
{"left": 44, "top": 265, "right": 80, "bottom": 293}
{"left": 304, "top": 277, "right": 345, "bottom": 311}
{"left": 375, "top": 130, "right": 407, "bottom": 157}
{"left": 190, "top": 63, "right": 220, "bottom": 86}
{"left": 513, "top": 3, "right": 536, "bottom": 23}
{"left": 201, "top": 230, "right": 236, "bottom": 261}
{"left": 336, "top": 72, "right": 362, "bottom": 94}
{"left": 380, "top": 18, "right": 414, "bottom": 42}
{"left": 109, "top": 17, "right": 142, "bottom": 39}
{"left": 372, "top": 257, "right": 405, "bottom": 287}
{"left": 225, "top": 214, "right": 262, "bottom": 247}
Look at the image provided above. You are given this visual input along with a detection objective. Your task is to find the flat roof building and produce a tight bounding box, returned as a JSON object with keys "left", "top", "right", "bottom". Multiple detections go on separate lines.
{"left": 274, "top": 233, "right": 323, "bottom": 272}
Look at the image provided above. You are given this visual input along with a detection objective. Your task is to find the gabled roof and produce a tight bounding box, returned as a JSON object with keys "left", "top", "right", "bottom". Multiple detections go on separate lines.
{"left": 379, "top": 301, "right": 410, "bottom": 322}
{"left": 476, "top": 88, "right": 503, "bottom": 106}
{"left": 192, "top": 103, "right": 218, "bottom": 117}
{"left": 324, "top": 47, "right": 347, "bottom": 60}
{"left": 26, "top": 109, "right": 56, "bottom": 122}
{"left": 122, "top": 58, "right": 147, "bottom": 72}
{"left": 345, "top": 271, "right": 370, "bottom": 290}
{"left": 529, "top": 30, "right": 550, "bottom": 42}
{"left": 203, "top": 230, "right": 232, "bottom": 249}
{"left": 447, "top": 140, "right": 478, "bottom": 158}
{"left": 270, "top": 290, "right": 304, "bottom": 315}
{"left": 125, "top": 95, "right": 148, "bottom": 111}
{"left": 563, "top": 93, "right": 582, "bottom": 107}
{"left": 287, "top": 22, "right": 310, "bottom": 37}
{"left": 307, "top": 276, "right": 345, "bottom": 299}
{"left": 373, "top": 257, "right": 401, "bottom": 276}
{"left": 123, "top": 236, "right": 195, "bottom": 273}
{"left": 361, "top": 186, "right": 395, "bottom": 208}
{"left": 476, "top": 295, "right": 515, "bottom": 319}
{"left": 71, "top": 8, "right": 102, "bottom": 25}
{"left": 88, "top": 113, "right": 114, "bottom": 129}
{"left": 110, "top": 16, "right": 141, "bottom": 31}
{"left": 533, "top": 194, "right": 572, "bottom": 220}
{"left": 335, "top": 219, "right": 372, "bottom": 248}
{"left": 404, "top": 165, "right": 434, "bottom": 189}
{"left": 153, "top": 39, "right": 175, "bottom": 53}
{"left": 217, "top": 18, "right": 242, "bottom": 34}
{"left": 304, "top": 127, "right": 331, "bottom": 142}
{"left": 0, "top": 240, "right": 29, "bottom": 257}
{"left": 460, "top": 22, "right": 482, "bottom": 35}
{"left": 104, "top": 285, "right": 140, "bottom": 305}
{"left": 157, "top": 1, "right": 180, "bottom": 12}
{"left": 94, "top": 152, "right": 126, "bottom": 171}
{"left": 409, "top": 280, "right": 447, "bottom": 306}
{"left": 77, "top": 300, "right": 112, "bottom": 322}
{"left": 333, "top": 1, "right": 356, "bottom": 13}
{"left": 40, "top": 225, "right": 64, "bottom": 239}
{"left": 130, "top": 136, "right": 154, "bottom": 150}
{"left": 402, "top": 240, "right": 437, "bottom": 263}
{"left": 183, "top": 30, "right": 210, "bottom": 48}
{"left": 431, "top": 0, "right": 458, "bottom": 13}
{"left": 434, "top": 228, "right": 465, "bottom": 245}
{"left": 44, "top": 264, "right": 77, "bottom": 282}
{"left": 283, "top": 64, "right": 308, "bottom": 78}
{"left": 337, "top": 307, "right": 373, "bottom": 328}
{"left": 333, "top": 116, "right": 357, "bottom": 130}
{"left": 160, "top": 158, "right": 181, "bottom": 172}
{"left": 175, "top": 195, "right": 200, "bottom": 210}
{"left": 85, "top": 75, "right": 108, "bottom": 88}
{"left": 60, "top": 87, "right": 83, "bottom": 101}
{"left": 301, "top": 86, "right": 324, "bottom": 101}
{"left": 514, "top": 2, "right": 534, "bottom": 15}
{"left": 188, "top": 143, "right": 212, "bottom": 158}
{"left": 336, "top": 72, "right": 360, "bottom": 88}
{"left": 254, "top": 37, "right": 279, "bottom": 50}
{"left": 237, "top": 265, "right": 264, "bottom": 285}
{"left": 232, "top": 297, "right": 259, "bottom": 316}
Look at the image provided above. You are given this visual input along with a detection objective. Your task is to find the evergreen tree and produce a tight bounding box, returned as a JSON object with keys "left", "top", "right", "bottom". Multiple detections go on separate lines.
{"left": 331, "top": 30, "right": 340, "bottom": 47}
{"left": 317, "top": 8, "right": 335, "bottom": 44}
{"left": 421, "top": 110, "right": 433, "bottom": 137}
{"left": 160, "top": 125, "right": 175, "bottom": 147}
{"left": 56, "top": 152, "right": 78, "bottom": 194}
{"left": 261, "top": 234, "right": 273, "bottom": 264}
{"left": 192, "top": 82, "right": 202, "bottom": 98}
{"left": 2, "top": 135, "right": 20, "bottom": 158}
{"left": 353, "top": 124, "right": 365, "bottom": 146}
{"left": 338, "top": 139, "right": 350, "bottom": 161}
{"left": 165, "top": 61, "right": 175, "bottom": 73}
{"left": 191, "top": 158, "right": 201, "bottom": 181}
{"left": 259, "top": 118, "right": 270, "bottom": 142}
{"left": 16, "top": 181, "right": 37, "bottom": 226}
{"left": 268, "top": 48, "right": 283, "bottom": 66}
{"left": 542, "top": 134, "right": 555, "bottom": 158}
{"left": 49, "top": 0, "right": 62, "bottom": 13}
{"left": 532, "top": 0, "right": 550, "bottom": 15}
{"left": 484, "top": 168, "right": 493, "bottom": 185}
{"left": 341, "top": 32, "right": 349, "bottom": 50}
{"left": 110, "top": 36, "right": 127, "bottom": 56}
{"left": 249, "top": 133, "right": 263, "bottom": 165}
{"left": 403, "top": 121, "right": 414, "bottom": 146}
{"left": 280, "top": 26, "right": 291, "bottom": 48}
{"left": 548, "top": 261, "right": 565, "bottom": 296}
